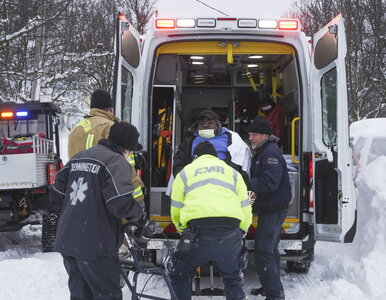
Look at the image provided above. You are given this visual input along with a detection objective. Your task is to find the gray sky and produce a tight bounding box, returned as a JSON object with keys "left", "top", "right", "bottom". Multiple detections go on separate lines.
{"left": 155, "top": 0, "right": 295, "bottom": 18}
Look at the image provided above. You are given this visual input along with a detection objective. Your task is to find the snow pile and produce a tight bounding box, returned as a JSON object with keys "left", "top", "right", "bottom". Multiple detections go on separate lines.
{"left": 0, "top": 253, "right": 70, "bottom": 300}
{"left": 0, "top": 226, "right": 70, "bottom": 299}
{"left": 311, "top": 155, "right": 386, "bottom": 300}
{"left": 354, "top": 156, "right": 386, "bottom": 298}
{"left": 307, "top": 118, "right": 386, "bottom": 300}
{"left": 0, "top": 226, "right": 42, "bottom": 261}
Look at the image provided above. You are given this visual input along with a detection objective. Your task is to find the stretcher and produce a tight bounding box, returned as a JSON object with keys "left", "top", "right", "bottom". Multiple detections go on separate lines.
{"left": 120, "top": 222, "right": 178, "bottom": 300}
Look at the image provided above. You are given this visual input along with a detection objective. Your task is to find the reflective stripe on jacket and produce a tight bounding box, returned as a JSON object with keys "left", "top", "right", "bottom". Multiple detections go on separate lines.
{"left": 68, "top": 108, "right": 119, "bottom": 159}
{"left": 171, "top": 154, "right": 252, "bottom": 231}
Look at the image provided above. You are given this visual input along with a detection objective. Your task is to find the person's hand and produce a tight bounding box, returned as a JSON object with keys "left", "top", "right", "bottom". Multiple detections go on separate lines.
{"left": 248, "top": 191, "right": 256, "bottom": 205}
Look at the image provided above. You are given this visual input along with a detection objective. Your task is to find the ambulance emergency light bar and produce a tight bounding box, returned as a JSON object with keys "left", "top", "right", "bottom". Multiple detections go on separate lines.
{"left": 155, "top": 18, "right": 298, "bottom": 30}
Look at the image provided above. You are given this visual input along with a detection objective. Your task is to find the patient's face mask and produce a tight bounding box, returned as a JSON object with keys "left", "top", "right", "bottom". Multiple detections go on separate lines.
{"left": 198, "top": 129, "right": 216, "bottom": 139}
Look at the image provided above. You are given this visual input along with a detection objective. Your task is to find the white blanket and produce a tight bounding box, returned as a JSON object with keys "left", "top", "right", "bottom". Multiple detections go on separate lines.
{"left": 227, "top": 130, "right": 252, "bottom": 176}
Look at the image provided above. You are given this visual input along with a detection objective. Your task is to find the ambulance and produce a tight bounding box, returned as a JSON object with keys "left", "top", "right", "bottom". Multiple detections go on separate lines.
{"left": 112, "top": 13, "right": 357, "bottom": 272}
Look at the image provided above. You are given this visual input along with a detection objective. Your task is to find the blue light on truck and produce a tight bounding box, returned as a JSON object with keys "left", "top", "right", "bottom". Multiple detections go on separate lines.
{"left": 16, "top": 111, "right": 29, "bottom": 117}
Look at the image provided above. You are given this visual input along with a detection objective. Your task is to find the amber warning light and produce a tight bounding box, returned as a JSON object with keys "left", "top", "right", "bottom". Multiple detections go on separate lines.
{"left": 278, "top": 20, "right": 298, "bottom": 30}
{"left": 1, "top": 111, "right": 13, "bottom": 118}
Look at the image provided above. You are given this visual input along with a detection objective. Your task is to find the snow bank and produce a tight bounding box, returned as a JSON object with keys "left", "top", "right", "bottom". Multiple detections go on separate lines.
{"left": 355, "top": 156, "right": 386, "bottom": 299}
{"left": 307, "top": 118, "right": 386, "bottom": 300}
{"left": 312, "top": 157, "right": 386, "bottom": 299}
{"left": 0, "top": 253, "right": 70, "bottom": 300}
{"left": 0, "top": 226, "right": 42, "bottom": 261}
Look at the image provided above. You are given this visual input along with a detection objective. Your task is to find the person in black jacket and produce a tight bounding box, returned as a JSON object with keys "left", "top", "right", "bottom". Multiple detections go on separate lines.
{"left": 50, "top": 121, "right": 144, "bottom": 300}
{"left": 248, "top": 116, "right": 291, "bottom": 300}
{"left": 173, "top": 109, "right": 251, "bottom": 185}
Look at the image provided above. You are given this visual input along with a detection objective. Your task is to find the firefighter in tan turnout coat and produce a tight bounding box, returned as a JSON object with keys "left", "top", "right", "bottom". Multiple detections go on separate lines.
{"left": 68, "top": 89, "right": 144, "bottom": 202}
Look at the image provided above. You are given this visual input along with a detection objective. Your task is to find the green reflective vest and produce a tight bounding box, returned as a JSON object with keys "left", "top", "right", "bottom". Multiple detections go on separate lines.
{"left": 171, "top": 154, "right": 252, "bottom": 231}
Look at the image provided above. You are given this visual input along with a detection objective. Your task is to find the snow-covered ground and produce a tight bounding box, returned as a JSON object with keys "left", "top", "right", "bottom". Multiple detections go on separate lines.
{"left": 1, "top": 118, "right": 386, "bottom": 300}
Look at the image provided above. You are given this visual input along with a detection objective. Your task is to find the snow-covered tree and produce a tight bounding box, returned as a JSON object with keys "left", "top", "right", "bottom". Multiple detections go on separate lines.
{"left": 0, "top": 0, "right": 72, "bottom": 103}
{"left": 288, "top": 0, "right": 385, "bottom": 121}
{"left": 0, "top": 0, "right": 156, "bottom": 114}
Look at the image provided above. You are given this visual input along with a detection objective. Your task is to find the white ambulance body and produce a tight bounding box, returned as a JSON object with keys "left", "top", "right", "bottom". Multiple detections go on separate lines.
{"left": 113, "top": 13, "right": 357, "bottom": 271}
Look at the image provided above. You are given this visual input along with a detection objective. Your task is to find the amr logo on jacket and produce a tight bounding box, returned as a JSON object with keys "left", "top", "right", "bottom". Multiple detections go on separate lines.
{"left": 70, "top": 177, "right": 88, "bottom": 206}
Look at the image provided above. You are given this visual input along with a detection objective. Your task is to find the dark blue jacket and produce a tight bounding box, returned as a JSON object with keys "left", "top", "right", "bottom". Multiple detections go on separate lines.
{"left": 49, "top": 139, "right": 144, "bottom": 259}
{"left": 250, "top": 137, "right": 291, "bottom": 215}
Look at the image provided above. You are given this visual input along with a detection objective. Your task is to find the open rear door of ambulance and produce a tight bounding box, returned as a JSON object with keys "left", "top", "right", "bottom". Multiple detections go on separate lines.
{"left": 113, "top": 13, "right": 142, "bottom": 125}
{"left": 310, "top": 14, "right": 357, "bottom": 243}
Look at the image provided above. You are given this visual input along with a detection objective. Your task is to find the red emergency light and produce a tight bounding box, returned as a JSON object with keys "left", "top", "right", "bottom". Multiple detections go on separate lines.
{"left": 278, "top": 20, "right": 298, "bottom": 30}
{"left": 156, "top": 19, "right": 175, "bottom": 29}
{"left": 308, "top": 153, "right": 313, "bottom": 180}
{"left": 1, "top": 111, "right": 13, "bottom": 118}
{"left": 308, "top": 153, "right": 314, "bottom": 212}
{"left": 217, "top": 17, "right": 237, "bottom": 21}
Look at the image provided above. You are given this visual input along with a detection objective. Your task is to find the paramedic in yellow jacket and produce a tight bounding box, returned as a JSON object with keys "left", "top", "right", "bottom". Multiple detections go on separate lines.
{"left": 67, "top": 89, "right": 144, "bottom": 202}
{"left": 168, "top": 141, "right": 252, "bottom": 300}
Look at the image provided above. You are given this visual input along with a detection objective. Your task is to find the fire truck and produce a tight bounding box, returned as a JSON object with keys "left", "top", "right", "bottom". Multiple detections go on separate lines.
{"left": 0, "top": 101, "right": 62, "bottom": 251}
{"left": 112, "top": 13, "right": 357, "bottom": 274}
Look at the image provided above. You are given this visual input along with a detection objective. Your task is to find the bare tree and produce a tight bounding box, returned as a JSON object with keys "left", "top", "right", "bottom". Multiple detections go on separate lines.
{"left": 119, "top": 0, "right": 156, "bottom": 34}
{"left": 0, "top": 0, "right": 156, "bottom": 113}
{"left": 0, "top": 0, "right": 72, "bottom": 102}
{"left": 288, "top": 0, "right": 385, "bottom": 121}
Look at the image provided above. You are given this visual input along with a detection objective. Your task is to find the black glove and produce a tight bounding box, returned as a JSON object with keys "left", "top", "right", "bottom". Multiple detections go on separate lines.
{"left": 125, "top": 213, "right": 155, "bottom": 249}
{"left": 134, "top": 213, "right": 147, "bottom": 235}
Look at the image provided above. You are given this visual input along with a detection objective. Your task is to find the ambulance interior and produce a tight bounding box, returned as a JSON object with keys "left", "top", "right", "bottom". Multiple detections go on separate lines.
{"left": 150, "top": 43, "right": 301, "bottom": 230}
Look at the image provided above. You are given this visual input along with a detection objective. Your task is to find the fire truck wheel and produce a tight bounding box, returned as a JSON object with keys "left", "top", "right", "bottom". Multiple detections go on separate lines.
{"left": 42, "top": 213, "right": 59, "bottom": 252}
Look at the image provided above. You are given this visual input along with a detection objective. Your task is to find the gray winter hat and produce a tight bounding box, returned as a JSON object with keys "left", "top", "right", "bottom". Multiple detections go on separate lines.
{"left": 248, "top": 116, "right": 273, "bottom": 135}
{"left": 196, "top": 109, "right": 219, "bottom": 121}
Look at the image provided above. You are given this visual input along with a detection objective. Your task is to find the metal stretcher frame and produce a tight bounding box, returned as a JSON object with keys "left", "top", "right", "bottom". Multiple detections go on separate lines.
{"left": 120, "top": 231, "right": 178, "bottom": 300}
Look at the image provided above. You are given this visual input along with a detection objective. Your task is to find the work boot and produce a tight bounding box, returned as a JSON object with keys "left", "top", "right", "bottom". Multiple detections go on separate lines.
{"left": 250, "top": 287, "right": 265, "bottom": 296}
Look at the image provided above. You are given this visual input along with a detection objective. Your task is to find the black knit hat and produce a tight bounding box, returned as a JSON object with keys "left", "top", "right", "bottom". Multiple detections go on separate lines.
{"left": 193, "top": 141, "right": 218, "bottom": 158}
{"left": 90, "top": 89, "right": 113, "bottom": 109}
{"left": 108, "top": 122, "right": 139, "bottom": 151}
{"left": 196, "top": 109, "right": 219, "bottom": 121}
{"left": 248, "top": 116, "right": 273, "bottom": 135}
